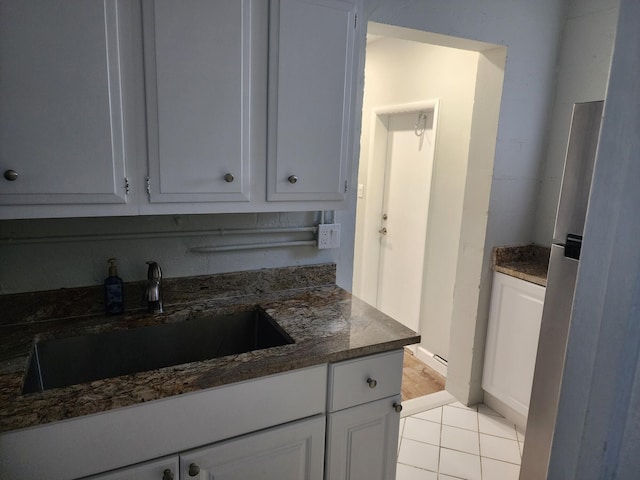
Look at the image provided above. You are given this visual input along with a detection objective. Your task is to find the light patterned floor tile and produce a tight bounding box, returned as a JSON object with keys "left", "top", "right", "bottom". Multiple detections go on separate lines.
{"left": 479, "top": 433, "right": 521, "bottom": 464}
{"left": 477, "top": 403, "right": 502, "bottom": 417}
{"left": 403, "top": 417, "right": 441, "bottom": 446}
{"left": 478, "top": 413, "right": 518, "bottom": 440}
{"left": 398, "top": 418, "right": 406, "bottom": 454}
{"left": 395, "top": 463, "right": 438, "bottom": 480}
{"left": 438, "top": 448, "right": 481, "bottom": 480}
{"left": 398, "top": 438, "right": 440, "bottom": 472}
{"left": 414, "top": 406, "right": 443, "bottom": 424}
{"left": 398, "top": 402, "right": 523, "bottom": 480}
{"left": 481, "top": 457, "right": 521, "bottom": 480}
{"left": 449, "top": 401, "right": 478, "bottom": 411}
{"left": 442, "top": 405, "right": 479, "bottom": 431}
{"left": 441, "top": 425, "right": 480, "bottom": 455}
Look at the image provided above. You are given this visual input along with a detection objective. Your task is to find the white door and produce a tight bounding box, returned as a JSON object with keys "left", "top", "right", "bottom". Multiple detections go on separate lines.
{"left": 376, "top": 110, "right": 435, "bottom": 333}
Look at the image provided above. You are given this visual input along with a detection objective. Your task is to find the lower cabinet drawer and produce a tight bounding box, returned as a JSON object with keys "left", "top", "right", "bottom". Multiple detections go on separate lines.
{"left": 327, "top": 349, "right": 403, "bottom": 412}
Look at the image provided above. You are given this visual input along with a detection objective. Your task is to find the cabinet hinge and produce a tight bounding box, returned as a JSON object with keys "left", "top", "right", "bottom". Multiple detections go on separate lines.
{"left": 146, "top": 176, "right": 151, "bottom": 195}
{"left": 344, "top": 180, "right": 348, "bottom": 193}
{"left": 124, "top": 177, "right": 130, "bottom": 195}
{"left": 354, "top": 13, "right": 357, "bottom": 29}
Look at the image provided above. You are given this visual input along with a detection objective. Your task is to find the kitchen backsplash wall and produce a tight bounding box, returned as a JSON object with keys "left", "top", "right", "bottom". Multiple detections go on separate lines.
{"left": 0, "top": 212, "right": 337, "bottom": 294}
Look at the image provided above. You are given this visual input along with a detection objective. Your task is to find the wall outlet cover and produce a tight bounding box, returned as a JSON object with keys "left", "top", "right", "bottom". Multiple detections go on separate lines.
{"left": 317, "top": 223, "right": 341, "bottom": 249}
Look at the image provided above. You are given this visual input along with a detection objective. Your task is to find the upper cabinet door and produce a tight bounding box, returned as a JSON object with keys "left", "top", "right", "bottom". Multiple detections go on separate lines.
{"left": 0, "top": 0, "right": 129, "bottom": 207}
{"left": 268, "top": 0, "right": 356, "bottom": 202}
{"left": 143, "top": 0, "right": 258, "bottom": 204}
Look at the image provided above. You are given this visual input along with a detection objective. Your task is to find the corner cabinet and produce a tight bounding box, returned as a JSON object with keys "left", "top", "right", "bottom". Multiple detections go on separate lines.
{"left": 267, "top": 0, "right": 357, "bottom": 203}
{"left": 0, "top": 0, "right": 138, "bottom": 218}
{"left": 482, "top": 272, "right": 545, "bottom": 427}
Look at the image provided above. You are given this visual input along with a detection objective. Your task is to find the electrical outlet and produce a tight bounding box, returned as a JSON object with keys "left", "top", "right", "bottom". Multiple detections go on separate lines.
{"left": 317, "top": 223, "right": 341, "bottom": 249}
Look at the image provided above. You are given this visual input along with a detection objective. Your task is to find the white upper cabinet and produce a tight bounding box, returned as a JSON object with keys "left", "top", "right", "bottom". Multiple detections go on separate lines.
{"left": 142, "top": 0, "right": 262, "bottom": 206}
{"left": 0, "top": 0, "right": 359, "bottom": 219}
{"left": 267, "top": 0, "right": 356, "bottom": 202}
{"left": 0, "top": 0, "right": 136, "bottom": 217}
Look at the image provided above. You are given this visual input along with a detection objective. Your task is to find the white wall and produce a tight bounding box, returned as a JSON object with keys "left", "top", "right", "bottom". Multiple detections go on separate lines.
{"left": 533, "top": 0, "right": 619, "bottom": 245}
{"left": 352, "top": 35, "right": 480, "bottom": 361}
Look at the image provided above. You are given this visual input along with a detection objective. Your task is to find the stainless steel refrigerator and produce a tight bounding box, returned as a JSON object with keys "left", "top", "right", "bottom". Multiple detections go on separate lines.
{"left": 520, "top": 101, "right": 604, "bottom": 479}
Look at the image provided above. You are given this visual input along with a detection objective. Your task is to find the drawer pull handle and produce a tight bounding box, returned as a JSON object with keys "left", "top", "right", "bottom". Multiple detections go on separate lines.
{"left": 188, "top": 463, "right": 200, "bottom": 477}
{"left": 367, "top": 377, "right": 377, "bottom": 388}
{"left": 162, "top": 469, "right": 175, "bottom": 480}
{"left": 224, "top": 173, "right": 234, "bottom": 183}
{"left": 393, "top": 402, "right": 403, "bottom": 413}
{"left": 288, "top": 175, "right": 298, "bottom": 184}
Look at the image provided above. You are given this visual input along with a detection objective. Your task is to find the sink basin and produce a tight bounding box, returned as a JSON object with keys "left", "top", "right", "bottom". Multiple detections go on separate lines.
{"left": 22, "top": 307, "right": 294, "bottom": 394}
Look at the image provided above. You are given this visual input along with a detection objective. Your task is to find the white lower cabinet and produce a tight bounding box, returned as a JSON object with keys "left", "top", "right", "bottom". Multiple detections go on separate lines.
{"left": 482, "top": 272, "right": 546, "bottom": 425}
{"left": 180, "top": 415, "right": 325, "bottom": 480}
{"left": 325, "top": 349, "right": 404, "bottom": 480}
{"left": 1, "top": 353, "right": 405, "bottom": 480}
{"left": 87, "top": 416, "right": 325, "bottom": 480}
{"left": 83, "top": 456, "right": 179, "bottom": 480}
{"left": 326, "top": 396, "right": 401, "bottom": 480}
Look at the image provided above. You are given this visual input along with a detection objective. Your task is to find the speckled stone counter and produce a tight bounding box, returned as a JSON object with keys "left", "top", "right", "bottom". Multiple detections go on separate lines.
{"left": 0, "top": 264, "right": 419, "bottom": 433}
{"left": 492, "top": 245, "right": 551, "bottom": 287}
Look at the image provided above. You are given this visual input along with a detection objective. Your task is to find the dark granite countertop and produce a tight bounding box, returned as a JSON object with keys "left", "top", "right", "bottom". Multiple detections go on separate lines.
{"left": 492, "top": 245, "right": 551, "bottom": 287}
{"left": 0, "top": 264, "right": 419, "bottom": 434}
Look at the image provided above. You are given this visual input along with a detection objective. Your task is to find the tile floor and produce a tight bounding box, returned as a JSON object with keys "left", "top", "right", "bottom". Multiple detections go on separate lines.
{"left": 397, "top": 401, "right": 525, "bottom": 480}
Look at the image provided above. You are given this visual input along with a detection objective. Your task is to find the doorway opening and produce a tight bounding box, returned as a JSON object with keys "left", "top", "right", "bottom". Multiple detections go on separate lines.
{"left": 352, "top": 22, "right": 506, "bottom": 404}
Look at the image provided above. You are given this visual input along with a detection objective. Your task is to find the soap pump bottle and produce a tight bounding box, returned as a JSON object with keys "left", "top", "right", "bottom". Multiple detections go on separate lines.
{"left": 104, "top": 258, "right": 124, "bottom": 315}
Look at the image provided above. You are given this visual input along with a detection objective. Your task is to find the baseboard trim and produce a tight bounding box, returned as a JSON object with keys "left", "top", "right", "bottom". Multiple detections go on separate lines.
{"left": 400, "top": 390, "right": 456, "bottom": 417}
{"left": 415, "top": 345, "right": 448, "bottom": 377}
{"left": 483, "top": 390, "right": 527, "bottom": 431}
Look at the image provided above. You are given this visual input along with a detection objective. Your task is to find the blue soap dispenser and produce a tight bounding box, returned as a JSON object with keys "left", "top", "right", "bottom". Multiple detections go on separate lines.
{"left": 104, "top": 258, "right": 124, "bottom": 315}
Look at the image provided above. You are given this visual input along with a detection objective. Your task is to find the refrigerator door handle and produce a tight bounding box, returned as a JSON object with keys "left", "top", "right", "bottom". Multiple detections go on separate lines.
{"left": 564, "top": 234, "right": 583, "bottom": 260}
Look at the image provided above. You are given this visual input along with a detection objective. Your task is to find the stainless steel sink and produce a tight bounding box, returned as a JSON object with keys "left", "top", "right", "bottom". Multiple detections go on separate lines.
{"left": 22, "top": 307, "right": 294, "bottom": 394}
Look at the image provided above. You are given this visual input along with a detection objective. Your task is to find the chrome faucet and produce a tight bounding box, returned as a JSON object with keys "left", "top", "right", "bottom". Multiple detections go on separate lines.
{"left": 146, "top": 261, "right": 163, "bottom": 314}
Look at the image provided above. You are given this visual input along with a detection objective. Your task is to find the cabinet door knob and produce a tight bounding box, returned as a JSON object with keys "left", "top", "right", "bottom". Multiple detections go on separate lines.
{"left": 188, "top": 463, "right": 200, "bottom": 477}
{"left": 288, "top": 175, "right": 298, "bottom": 184}
{"left": 393, "top": 402, "right": 403, "bottom": 413}
{"left": 3, "top": 169, "right": 18, "bottom": 181}
{"left": 367, "top": 377, "right": 377, "bottom": 388}
{"left": 378, "top": 227, "right": 387, "bottom": 235}
{"left": 224, "top": 173, "right": 234, "bottom": 183}
{"left": 162, "top": 469, "right": 175, "bottom": 480}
